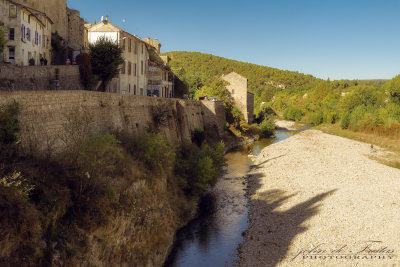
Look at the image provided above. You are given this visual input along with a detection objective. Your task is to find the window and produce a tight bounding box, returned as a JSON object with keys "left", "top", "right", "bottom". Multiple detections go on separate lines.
{"left": 134, "top": 42, "right": 137, "bottom": 54}
{"left": 128, "top": 39, "right": 131, "bottom": 52}
{"left": 21, "top": 25, "right": 26, "bottom": 40}
{"left": 121, "top": 61, "right": 126, "bottom": 74}
{"left": 122, "top": 38, "right": 125, "bottom": 50}
{"left": 134, "top": 63, "right": 137, "bottom": 76}
{"left": 134, "top": 85, "right": 137, "bottom": 95}
{"left": 141, "top": 43, "right": 144, "bottom": 54}
{"left": 140, "top": 88, "right": 143, "bottom": 96}
{"left": 141, "top": 60, "right": 143, "bottom": 75}
{"left": 26, "top": 28, "right": 31, "bottom": 41}
{"left": 128, "top": 62, "right": 132, "bottom": 75}
{"left": 8, "top": 47, "right": 15, "bottom": 64}
{"left": 9, "top": 28, "right": 14, "bottom": 40}
{"left": 9, "top": 4, "right": 17, "bottom": 17}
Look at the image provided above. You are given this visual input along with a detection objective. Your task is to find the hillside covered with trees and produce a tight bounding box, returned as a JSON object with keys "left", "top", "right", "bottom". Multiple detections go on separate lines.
{"left": 164, "top": 51, "right": 400, "bottom": 140}
{"left": 163, "top": 51, "right": 321, "bottom": 111}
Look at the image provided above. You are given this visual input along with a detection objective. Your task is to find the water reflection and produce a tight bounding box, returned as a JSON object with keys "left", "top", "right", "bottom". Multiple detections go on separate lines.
{"left": 164, "top": 130, "right": 299, "bottom": 267}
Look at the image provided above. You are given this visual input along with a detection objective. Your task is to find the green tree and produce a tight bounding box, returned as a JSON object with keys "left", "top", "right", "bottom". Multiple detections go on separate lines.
{"left": 340, "top": 86, "right": 379, "bottom": 113}
{"left": 89, "top": 36, "right": 124, "bottom": 92}
{"left": 0, "top": 27, "right": 7, "bottom": 54}
{"left": 76, "top": 53, "right": 96, "bottom": 90}
{"left": 385, "top": 75, "right": 400, "bottom": 102}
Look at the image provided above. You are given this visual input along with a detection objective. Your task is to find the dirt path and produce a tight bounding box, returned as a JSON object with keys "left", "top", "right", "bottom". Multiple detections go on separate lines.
{"left": 238, "top": 129, "right": 400, "bottom": 267}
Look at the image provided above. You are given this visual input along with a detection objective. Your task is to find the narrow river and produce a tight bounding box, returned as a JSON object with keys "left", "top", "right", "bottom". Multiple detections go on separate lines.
{"left": 164, "top": 130, "right": 300, "bottom": 267}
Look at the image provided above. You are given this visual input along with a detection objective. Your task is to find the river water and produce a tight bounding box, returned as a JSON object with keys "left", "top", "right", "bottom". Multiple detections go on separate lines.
{"left": 164, "top": 130, "right": 299, "bottom": 267}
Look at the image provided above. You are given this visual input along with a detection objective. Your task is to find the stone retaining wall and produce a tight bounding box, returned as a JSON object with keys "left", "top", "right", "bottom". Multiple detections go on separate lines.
{"left": 0, "top": 65, "right": 84, "bottom": 91}
{"left": 0, "top": 91, "right": 225, "bottom": 155}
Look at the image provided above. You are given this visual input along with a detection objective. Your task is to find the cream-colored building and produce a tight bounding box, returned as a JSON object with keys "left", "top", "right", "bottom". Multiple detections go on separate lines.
{"left": 88, "top": 18, "right": 149, "bottom": 95}
{"left": 12, "top": 0, "right": 68, "bottom": 42}
{"left": 11, "top": 0, "right": 87, "bottom": 59}
{"left": 0, "top": 0, "right": 52, "bottom": 66}
{"left": 144, "top": 38, "right": 173, "bottom": 98}
{"left": 222, "top": 72, "right": 254, "bottom": 123}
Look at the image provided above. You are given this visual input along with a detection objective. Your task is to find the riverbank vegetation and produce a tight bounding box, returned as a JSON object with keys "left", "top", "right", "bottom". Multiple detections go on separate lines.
{"left": 164, "top": 51, "right": 399, "bottom": 143}
{"left": 0, "top": 102, "right": 225, "bottom": 266}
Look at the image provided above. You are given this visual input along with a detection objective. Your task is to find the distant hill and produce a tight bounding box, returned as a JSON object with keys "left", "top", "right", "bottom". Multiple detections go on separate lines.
{"left": 162, "top": 51, "right": 322, "bottom": 109}
{"left": 163, "top": 52, "right": 319, "bottom": 93}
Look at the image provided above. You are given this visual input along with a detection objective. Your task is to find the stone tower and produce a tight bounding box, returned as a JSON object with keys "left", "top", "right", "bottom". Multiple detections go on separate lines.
{"left": 222, "top": 72, "right": 254, "bottom": 123}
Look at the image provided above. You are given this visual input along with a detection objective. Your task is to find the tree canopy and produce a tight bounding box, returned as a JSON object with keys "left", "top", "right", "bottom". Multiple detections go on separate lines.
{"left": 89, "top": 36, "right": 124, "bottom": 91}
{"left": 384, "top": 75, "right": 400, "bottom": 102}
{"left": 163, "top": 51, "right": 321, "bottom": 112}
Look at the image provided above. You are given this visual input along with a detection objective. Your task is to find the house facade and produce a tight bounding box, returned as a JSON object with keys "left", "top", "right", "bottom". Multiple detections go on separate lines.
{"left": 222, "top": 72, "right": 254, "bottom": 123}
{"left": 0, "top": 0, "right": 52, "bottom": 66}
{"left": 12, "top": 0, "right": 68, "bottom": 43}
{"left": 88, "top": 18, "right": 150, "bottom": 95}
{"left": 145, "top": 38, "right": 173, "bottom": 98}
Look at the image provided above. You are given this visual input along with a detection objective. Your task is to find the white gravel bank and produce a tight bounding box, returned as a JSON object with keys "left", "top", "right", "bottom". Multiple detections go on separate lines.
{"left": 238, "top": 129, "right": 400, "bottom": 267}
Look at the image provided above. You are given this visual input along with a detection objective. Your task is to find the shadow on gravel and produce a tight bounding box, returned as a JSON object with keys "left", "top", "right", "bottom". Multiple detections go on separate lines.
{"left": 252, "top": 154, "right": 287, "bottom": 170}
{"left": 240, "top": 173, "right": 337, "bottom": 266}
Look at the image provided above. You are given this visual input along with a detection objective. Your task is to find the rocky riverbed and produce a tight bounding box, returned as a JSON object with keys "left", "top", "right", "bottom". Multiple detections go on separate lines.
{"left": 238, "top": 129, "right": 400, "bottom": 267}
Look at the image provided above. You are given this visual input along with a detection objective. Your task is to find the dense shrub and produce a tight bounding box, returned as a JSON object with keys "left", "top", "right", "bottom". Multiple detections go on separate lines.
{"left": 384, "top": 75, "right": 400, "bottom": 103}
{"left": 340, "top": 86, "right": 380, "bottom": 113}
{"left": 258, "top": 117, "right": 275, "bottom": 137}
{"left": 307, "top": 111, "right": 324, "bottom": 126}
{"left": 117, "top": 129, "right": 175, "bottom": 173}
{"left": 349, "top": 105, "right": 369, "bottom": 131}
{"left": 386, "top": 103, "right": 400, "bottom": 123}
{"left": 255, "top": 104, "right": 276, "bottom": 124}
{"left": 0, "top": 100, "right": 20, "bottom": 144}
{"left": 174, "top": 142, "right": 225, "bottom": 194}
{"left": 76, "top": 134, "right": 124, "bottom": 177}
{"left": 284, "top": 105, "right": 304, "bottom": 121}
{"left": 341, "top": 112, "right": 351, "bottom": 129}
{"left": 325, "top": 111, "right": 339, "bottom": 124}
{"left": 230, "top": 106, "right": 243, "bottom": 128}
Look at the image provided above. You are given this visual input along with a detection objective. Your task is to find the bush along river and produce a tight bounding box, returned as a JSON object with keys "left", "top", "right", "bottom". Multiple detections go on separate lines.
{"left": 164, "top": 127, "right": 308, "bottom": 267}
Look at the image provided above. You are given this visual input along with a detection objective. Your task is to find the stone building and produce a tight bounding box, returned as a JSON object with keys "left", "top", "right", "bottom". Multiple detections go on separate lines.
{"left": 143, "top": 38, "right": 161, "bottom": 54}
{"left": 87, "top": 18, "right": 150, "bottom": 95}
{"left": 145, "top": 38, "right": 173, "bottom": 98}
{"left": 67, "top": 8, "right": 88, "bottom": 52}
{"left": 11, "top": 0, "right": 86, "bottom": 55}
{"left": 0, "top": 0, "right": 52, "bottom": 66}
{"left": 221, "top": 72, "right": 254, "bottom": 123}
{"left": 12, "top": 0, "right": 68, "bottom": 41}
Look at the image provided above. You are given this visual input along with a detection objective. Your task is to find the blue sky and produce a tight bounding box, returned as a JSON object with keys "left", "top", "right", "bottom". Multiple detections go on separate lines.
{"left": 67, "top": 0, "right": 400, "bottom": 80}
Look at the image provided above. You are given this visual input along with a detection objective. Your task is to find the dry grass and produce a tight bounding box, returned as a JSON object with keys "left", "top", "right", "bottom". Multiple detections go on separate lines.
{"left": 316, "top": 123, "right": 400, "bottom": 169}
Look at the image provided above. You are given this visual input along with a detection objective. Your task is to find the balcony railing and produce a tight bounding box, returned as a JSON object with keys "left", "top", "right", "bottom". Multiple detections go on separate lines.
{"left": 162, "top": 81, "right": 173, "bottom": 86}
